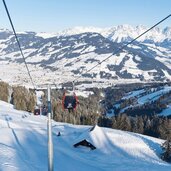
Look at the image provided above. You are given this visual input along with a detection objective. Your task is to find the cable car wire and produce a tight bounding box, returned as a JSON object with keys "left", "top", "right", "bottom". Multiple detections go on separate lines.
{"left": 2, "top": 0, "right": 36, "bottom": 89}
{"left": 2, "top": 0, "right": 171, "bottom": 89}
{"left": 73, "top": 14, "right": 171, "bottom": 83}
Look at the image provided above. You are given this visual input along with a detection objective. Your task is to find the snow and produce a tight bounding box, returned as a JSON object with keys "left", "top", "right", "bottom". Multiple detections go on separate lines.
{"left": 35, "top": 91, "right": 44, "bottom": 105}
{"left": 162, "top": 70, "right": 171, "bottom": 81}
{"left": 1, "top": 24, "right": 171, "bottom": 87}
{"left": 36, "top": 32, "right": 58, "bottom": 38}
{"left": 122, "top": 89, "right": 145, "bottom": 99}
{"left": 0, "top": 101, "right": 14, "bottom": 109}
{"left": 74, "top": 90, "right": 94, "bottom": 98}
{"left": 122, "top": 86, "right": 171, "bottom": 104}
{"left": 0, "top": 40, "right": 8, "bottom": 51}
{"left": 31, "top": 25, "right": 171, "bottom": 43}
{"left": 159, "top": 105, "right": 171, "bottom": 116}
{"left": 0, "top": 100, "right": 171, "bottom": 171}
{"left": 138, "top": 86, "right": 171, "bottom": 104}
{"left": 116, "top": 86, "right": 171, "bottom": 115}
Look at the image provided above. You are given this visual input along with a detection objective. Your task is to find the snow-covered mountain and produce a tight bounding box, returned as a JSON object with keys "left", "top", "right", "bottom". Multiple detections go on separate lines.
{"left": 0, "top": 25, "right": 171, "bottom": 87}
{"left": 0, "top": 99, "right": 171, "bottom": 171}
{"left": 36, "top": 25, "right": 171, "bottom": 43}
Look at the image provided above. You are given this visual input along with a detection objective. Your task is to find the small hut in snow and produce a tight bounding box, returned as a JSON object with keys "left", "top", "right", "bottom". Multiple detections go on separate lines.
{"left": 73, "top": 139, "right": 96, "bottom": 150}
{"left": 73, "top": 125, "right": 106, "bottom": 150}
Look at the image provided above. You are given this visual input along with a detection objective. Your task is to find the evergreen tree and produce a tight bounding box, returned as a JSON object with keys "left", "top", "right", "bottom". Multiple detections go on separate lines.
{"left": 0, "top": 81, "right": 9, "bottom": 102}
{"left": 159, "top": 118, "right": 171, "bottom": 139}
{"left": 116, "top": 114, "right": 132, "bottom": 131}
{"left": 133, "top": 116, "right": 144, "bottom": 134}
{"left": 161, "top": 138, "right": 171, "bottom": 162}
{"left": 12, "top": 86, "right": 36, "bottom": 112}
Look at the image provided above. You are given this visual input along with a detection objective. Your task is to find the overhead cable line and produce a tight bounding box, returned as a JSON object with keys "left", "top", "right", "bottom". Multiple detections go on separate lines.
{"left": 73, "top": 14, "right": 171, "bottom": 83}
{"left": 2, "top": 0, "right": 36, "bottom": 89}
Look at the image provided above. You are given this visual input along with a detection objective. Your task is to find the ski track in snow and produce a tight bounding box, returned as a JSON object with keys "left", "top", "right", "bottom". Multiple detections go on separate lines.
{"left": 0, "top": 100, "right": 171, "bottom": 171}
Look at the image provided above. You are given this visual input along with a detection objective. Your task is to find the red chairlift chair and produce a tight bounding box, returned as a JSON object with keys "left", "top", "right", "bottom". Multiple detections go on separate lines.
{"left": 62, "top": 91, "right": 78, "bottom": 112}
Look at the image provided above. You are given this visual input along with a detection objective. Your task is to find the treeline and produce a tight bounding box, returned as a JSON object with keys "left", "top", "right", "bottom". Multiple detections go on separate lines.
{"left": 49, "top": 86, "right": 171, "bottom": 141}
{"left": 104, "top": 82, "right": 171, "bottom": 117}
{"left": 1, "top": 81, "right": 171, "bottom": 141}
{"left": 44, "top": 88, "right": 103, "bottom": 125}
{"left": 98, "top": 114, "right": 171, "bottom": 140}
{"left": 0, "top": 81, "right": 36, "bottom": 112}
{"left": 0, "top": 81, "right": 9, "bottom": 102}
{"left": 12, "top": 86, "right": 36, "bottom": 112}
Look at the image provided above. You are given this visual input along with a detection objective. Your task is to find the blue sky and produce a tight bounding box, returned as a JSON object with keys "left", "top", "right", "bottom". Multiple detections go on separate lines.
{"left": 0, "top": 0, "right": 171, "bottom": 32}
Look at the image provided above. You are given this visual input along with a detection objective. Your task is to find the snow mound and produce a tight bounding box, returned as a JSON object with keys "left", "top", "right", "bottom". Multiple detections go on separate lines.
{"left": 0, "top": 100, "right": 14, "bottom": 109}
{"left": 73, "top": 125, "right": 110, "bottom": 152}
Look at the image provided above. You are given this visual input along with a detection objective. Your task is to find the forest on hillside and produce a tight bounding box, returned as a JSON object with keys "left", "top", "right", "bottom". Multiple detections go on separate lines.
{"left": 0, "top": 81, "right": 171, "bottom": 141}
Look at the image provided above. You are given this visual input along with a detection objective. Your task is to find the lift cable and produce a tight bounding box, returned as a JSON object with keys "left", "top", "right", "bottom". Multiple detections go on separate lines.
{"left": 2, "top": 0, "right": 36, "bottom": 89}
{"left": 73, "top": 14, "right": 171, "bottom": 83}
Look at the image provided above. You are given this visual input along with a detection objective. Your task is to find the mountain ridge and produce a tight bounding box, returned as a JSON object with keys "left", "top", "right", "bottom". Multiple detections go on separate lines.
{"left": 0, "top": 25, "right": 171, "bottom": 87}
{"left": 1, "top": 25, "right": 171, "bottom": 43}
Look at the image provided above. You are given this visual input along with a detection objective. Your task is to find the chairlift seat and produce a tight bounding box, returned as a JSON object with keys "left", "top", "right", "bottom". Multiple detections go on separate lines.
{"left": 62, "top": 91, "right": 78, "bottom": 111}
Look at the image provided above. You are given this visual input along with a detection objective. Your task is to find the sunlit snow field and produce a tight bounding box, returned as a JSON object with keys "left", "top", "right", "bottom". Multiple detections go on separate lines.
{"left": 0, "top": 100, "right": 171, "bottom": 171}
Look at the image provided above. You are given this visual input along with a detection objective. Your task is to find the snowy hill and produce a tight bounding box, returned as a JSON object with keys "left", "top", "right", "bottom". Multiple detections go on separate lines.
{"left": 106, "top": 85, "right": 171, "bottom": 117}
{"left": 0, "top": 100, "right": 171, "bottom": 171}
{"left": 0, "top": 25, "right": 171, "bottom": 87}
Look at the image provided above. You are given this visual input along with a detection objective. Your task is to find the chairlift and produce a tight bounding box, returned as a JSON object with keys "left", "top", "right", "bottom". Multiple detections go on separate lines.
{"left": 42, "top": 105, "right": 48, "bottom": 116}
{"left": 34, "top": 107, "right": 40, "bottom": 115}
{"left": 62, "top": 90, "right": 78, "bottom": 112}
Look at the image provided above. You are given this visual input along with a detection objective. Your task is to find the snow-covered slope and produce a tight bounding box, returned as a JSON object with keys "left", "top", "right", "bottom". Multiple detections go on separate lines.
{"left": 0, "top": 100, "right": 171, "bottom": 171}
{"left": 0, "top": 25, "right": 171, "bottom": 87}
{"left": 107, "top": 85, "right": 171, "bottom": 117}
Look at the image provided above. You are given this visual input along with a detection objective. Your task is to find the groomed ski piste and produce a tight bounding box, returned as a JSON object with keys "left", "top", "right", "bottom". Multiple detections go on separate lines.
{"left": 0, "top": 100, "right": 171, "bottom": 171}
{"left": 107, "top": 85, "right": 171, "bottom": 117}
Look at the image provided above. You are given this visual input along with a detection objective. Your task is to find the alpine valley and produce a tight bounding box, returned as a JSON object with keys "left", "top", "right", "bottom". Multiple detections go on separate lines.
{"left": 0, "top": 25, "right": 171, "bottom": 87}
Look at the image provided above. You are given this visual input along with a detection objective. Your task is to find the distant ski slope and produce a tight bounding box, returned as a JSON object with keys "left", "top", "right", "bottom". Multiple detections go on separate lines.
{"left": 107, "top": 85, "right": 171, "bottom": 117}
{"left": 0, "top": 100, "right": 171, "bottom": 171}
